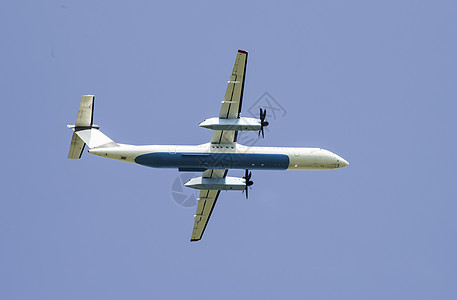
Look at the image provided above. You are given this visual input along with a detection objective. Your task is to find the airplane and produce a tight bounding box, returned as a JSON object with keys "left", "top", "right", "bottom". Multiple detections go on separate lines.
{"left": 67, "top": 50, "right": 349, "bottom": 241}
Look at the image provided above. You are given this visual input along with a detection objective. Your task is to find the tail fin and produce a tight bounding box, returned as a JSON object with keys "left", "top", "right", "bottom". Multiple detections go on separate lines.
{"left": 67, "top": 95, "right": 117, "bottom": 159}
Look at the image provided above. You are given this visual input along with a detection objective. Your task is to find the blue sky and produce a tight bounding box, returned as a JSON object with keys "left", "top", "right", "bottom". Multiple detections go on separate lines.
{"left": 1, "top": 1, "right": 457, "bottom": 299}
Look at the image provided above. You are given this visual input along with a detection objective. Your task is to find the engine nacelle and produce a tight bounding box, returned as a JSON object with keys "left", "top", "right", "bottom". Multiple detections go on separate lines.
{"left": 184, "top": 176, "right": 246, "bottom": 190}
{"left": 199, "top": 117, "right": 261, "bottom": 131}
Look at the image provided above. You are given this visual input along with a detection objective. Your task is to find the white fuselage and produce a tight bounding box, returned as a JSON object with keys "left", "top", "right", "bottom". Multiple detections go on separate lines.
{"left": 88, "top": 143, "right": 349, "bottom": 171}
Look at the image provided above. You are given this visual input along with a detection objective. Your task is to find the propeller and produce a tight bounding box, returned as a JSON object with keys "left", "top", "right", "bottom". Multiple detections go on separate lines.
{"left": 258, "top": 107, "right": 269, "bottom": 138}
{"left": 242, "top": 169, "right": 254, "bottom": 199}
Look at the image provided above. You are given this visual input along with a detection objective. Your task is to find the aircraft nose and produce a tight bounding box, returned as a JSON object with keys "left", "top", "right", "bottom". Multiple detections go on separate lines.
{"left": 337, "top": 156, "right": 349, "bottom": 168}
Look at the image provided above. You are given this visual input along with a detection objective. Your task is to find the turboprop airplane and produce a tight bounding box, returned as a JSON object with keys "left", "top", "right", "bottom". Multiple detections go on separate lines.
{"left": 67, "top": 50, "right": 348, "bottom": 241}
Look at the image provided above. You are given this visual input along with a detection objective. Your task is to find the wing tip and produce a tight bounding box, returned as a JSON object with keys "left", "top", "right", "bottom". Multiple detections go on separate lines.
{"left": 238, "top": 49, "right": 248, "bottom": 55}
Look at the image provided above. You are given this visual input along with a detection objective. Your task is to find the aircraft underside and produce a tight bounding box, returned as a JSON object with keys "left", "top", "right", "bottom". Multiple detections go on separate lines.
{"left": 67, "top": 50, "right": 349, "bottom": 241}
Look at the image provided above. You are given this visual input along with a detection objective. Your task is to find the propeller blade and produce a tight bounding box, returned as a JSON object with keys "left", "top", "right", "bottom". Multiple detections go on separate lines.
{"left": 242, "top": 169, "right": 254, "bottom": 199}
{"left": 259, "top": 108, "right": 268, "bottom": 138}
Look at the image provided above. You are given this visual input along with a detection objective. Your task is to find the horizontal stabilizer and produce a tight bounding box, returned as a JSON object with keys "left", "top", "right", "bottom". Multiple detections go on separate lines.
{"left": 68, "top": 95, "right": 118, "bottom": 159}
{"left": 68, "top": 132, "right": 85, "bottom": 159}
{"left": 76, "top": 95, "right": 95, "bottom": 127}
{"left": 67, "top": 95, "right": 95, "bottom": 159}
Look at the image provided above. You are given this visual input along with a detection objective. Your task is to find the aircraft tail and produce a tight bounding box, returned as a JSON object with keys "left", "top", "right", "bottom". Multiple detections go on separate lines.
{"left": 67, "top": 95, "right": 118, "bottom": 159}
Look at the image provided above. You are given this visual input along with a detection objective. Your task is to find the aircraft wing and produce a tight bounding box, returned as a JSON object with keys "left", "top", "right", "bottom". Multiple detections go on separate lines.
{"left": 211, "top": 50, "right": 248, "bottom": 144}
{"left": 190, "top": 50, "right": 248, "bottom": 241}
{"left": 190, "top": 169, "right": 227, "bottom": 241}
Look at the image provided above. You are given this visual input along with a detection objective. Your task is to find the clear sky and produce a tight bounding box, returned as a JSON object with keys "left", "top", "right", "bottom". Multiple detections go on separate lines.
{"left": 1, "top": 1, "right": 457, "bottom": 299}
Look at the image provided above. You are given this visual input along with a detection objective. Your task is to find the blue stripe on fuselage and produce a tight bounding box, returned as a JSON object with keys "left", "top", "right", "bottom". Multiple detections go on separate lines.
{"left": 134, "top": 152, "right": 289, "bottom": 170}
